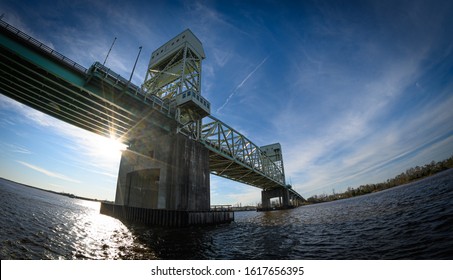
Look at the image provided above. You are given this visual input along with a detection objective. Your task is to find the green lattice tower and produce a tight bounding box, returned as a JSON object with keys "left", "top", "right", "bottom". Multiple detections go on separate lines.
{"left": 142, "top": 29, "right": 210, "bottom": 139}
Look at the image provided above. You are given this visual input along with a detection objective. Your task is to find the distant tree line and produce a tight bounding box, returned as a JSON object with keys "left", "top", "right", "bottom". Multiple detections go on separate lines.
{"left": 306, "top": 155, "right": 453, "bottom": 204}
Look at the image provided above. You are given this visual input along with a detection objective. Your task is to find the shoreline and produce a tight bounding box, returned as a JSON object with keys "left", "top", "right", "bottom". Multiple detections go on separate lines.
{"left": 0, "top": 177, "right": 111, "bottom": 203}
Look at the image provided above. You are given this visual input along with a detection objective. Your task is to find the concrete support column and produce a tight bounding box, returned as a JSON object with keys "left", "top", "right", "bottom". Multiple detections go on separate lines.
{"left": 114, "top": 123, "right": 210, "bottom": 211}
{"left": 261, "top": 187, "right": 290, "bottom": 209}
{"left": 282, "top": 188, "right": 289, "bottom": 206}
{"left": 261, "top": 190, "right": 272, "bottom": 209}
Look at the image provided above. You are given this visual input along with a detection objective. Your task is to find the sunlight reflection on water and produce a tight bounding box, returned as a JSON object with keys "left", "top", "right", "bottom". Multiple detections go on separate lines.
{"left": 66, "top": 201, "right": 156, "bottom": 259}
{"left": 0, "top": 182, "right": 158, "bottom": 259}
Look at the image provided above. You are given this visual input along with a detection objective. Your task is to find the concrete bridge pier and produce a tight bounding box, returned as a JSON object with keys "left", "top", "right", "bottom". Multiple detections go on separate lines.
{"left": 289, "top": 192, "right": 305, "bottom": 207}
{"left": 114, "top": 133, "right": 210, "bottom": 211}
{"left": 100, "top": 122, "right": 233, "bottom": 226}
{"left": 260, "top": 187, "right": 291, "bottom": 211}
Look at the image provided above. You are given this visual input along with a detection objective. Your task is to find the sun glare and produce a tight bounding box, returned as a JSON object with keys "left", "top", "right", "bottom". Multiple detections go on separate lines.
{"left": 101, "top": 136, "right": 127, "bottom": 156}
{"left": 86, "top": 134, "right": 128, "bottom": 159}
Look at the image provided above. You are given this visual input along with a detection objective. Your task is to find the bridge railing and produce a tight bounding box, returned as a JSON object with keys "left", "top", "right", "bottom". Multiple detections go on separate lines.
{"left": 88, "top": 62, "right": 173, "bottom": 116}
{"left": 0, "top": 19, "right": 88, "bottom": 74}
{"left": 200, "top": 115, "right": 285, "bottom": 187}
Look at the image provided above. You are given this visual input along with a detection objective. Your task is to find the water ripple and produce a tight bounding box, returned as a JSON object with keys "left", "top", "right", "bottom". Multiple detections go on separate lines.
{"left": 1, "top": 169, "right": 453, "bottom": 259}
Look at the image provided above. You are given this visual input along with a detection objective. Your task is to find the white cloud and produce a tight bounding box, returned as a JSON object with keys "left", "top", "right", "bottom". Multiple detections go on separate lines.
{"left": 5, "top": 143, "right": 31, "bottom": 154}
{"left": 287, "top": 90, "right": 453, "bottom": 197}
{"left": 17, "top": 160, "right": 81, "bottom": 183}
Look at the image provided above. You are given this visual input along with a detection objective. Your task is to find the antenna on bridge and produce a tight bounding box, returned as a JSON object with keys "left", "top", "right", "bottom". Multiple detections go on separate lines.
{"left": 103, "top": 37, "right": 117, "bottom": 66}
{"left": 128, "top": 46, "right": 142, "bottom": 84}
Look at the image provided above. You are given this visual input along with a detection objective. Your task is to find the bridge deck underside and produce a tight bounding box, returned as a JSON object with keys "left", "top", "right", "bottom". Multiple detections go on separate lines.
{"left": 207, "top": 147, "right": 282, "bottom": 190}
{"left": 208, "top": 145, "right": 305, "bottom": 200}
{"left": 0, "top": 49, "right": 135, "bottom": 140}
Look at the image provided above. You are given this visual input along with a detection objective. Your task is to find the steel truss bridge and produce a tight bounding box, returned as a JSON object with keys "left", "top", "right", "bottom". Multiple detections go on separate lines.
{"left": 0, "top": 19, "right": 303, "bottom": 202}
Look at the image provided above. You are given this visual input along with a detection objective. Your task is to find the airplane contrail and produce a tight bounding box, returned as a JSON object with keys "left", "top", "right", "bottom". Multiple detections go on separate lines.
{"left": 217, "top": 55, "right": 269, "bottom": 113}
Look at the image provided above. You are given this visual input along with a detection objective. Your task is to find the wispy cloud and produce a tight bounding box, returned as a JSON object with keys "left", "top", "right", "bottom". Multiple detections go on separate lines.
{"left": 0, "top": 138, "right": 32, "bottom": 155}
{"left": 217, "top": 56, "right": 269, "bottom": 113}
{"left": 286, "top": 89, "right": 453, "bottom": 196}
{"left": 183, "top": 1, "right": 252, "bottom": 37}
{"left": 275, "top": 10, "right": 453, "bottom": 197}
{"left": 4, "top": 143, "right": 31, "bottom": 154}
{"left": 16, "top": 160, "right": 81, "bottom": 183}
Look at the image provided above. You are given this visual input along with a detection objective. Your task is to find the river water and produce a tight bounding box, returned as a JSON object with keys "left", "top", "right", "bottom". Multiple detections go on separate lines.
{"left": 1, "top": 169, "right": 452, "bottom": 260}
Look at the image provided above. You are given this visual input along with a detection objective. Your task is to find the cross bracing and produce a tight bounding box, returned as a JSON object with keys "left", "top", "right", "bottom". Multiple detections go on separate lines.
{"left": 201, "top": 115, "right": 286, "bottom": 189}
{"left": 142, "top": 38, "right": 202, "bottom": 101}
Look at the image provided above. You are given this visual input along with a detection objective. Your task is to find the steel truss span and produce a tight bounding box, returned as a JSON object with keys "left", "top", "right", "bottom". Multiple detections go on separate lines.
{"left": 201, "top": 115, "right": 286, "bottom": 190}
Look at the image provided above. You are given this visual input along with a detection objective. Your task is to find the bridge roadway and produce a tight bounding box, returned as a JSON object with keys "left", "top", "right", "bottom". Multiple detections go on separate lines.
{"left": 0, "top": 19, "right": 303, "bottom": 202}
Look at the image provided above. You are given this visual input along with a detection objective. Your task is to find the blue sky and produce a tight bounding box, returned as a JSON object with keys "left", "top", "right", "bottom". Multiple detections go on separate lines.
{"left": 1, "top": 0, "right": 452, "bottom": 205}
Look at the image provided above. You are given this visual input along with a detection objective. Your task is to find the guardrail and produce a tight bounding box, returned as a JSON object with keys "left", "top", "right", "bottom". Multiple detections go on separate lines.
{"left": 88, "top": 62, "right": 172, "bottom": 115}
{"left": 0, "top": 18, "right": 88, "bottom": 74}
